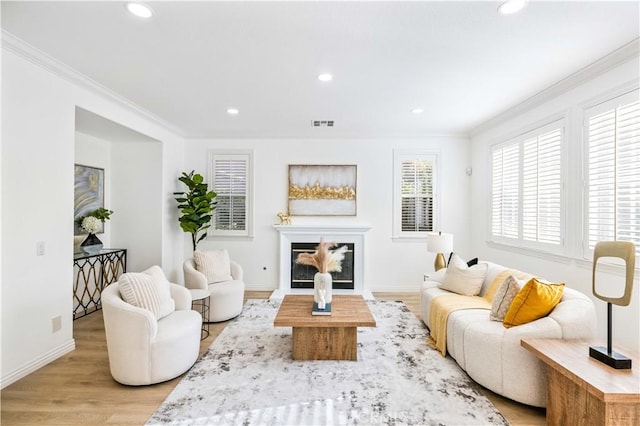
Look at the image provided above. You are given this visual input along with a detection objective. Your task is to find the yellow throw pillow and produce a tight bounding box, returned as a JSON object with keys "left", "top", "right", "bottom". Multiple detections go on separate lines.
{"left": 503, "top": 278, "right": 565, "bottom": 328}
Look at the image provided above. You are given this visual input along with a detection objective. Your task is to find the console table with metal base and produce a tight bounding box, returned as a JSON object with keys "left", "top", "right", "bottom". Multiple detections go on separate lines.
{"left": 73, "top": 249, "right": 127, "bottom": 319}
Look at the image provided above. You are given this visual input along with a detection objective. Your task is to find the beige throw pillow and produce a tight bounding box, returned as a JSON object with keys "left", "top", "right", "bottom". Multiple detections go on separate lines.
{"left": 194, "top": 249, "right": 233, "bottom": 283}
{"left": 439, "top": 254, "right": 488, "bottom": 296}
{"left": 118, "top": 265, "right": 175, "bottom": 320}
{"left": 490, "top": 275, "right": 524, "bottom": 322}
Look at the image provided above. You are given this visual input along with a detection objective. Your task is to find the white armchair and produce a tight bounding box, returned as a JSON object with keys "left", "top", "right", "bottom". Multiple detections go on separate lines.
{"left": 101, "top": 282, "right": 202, "bottom": 385}
{"left": 184, "top": 257, "right": 245, "bottom": 322}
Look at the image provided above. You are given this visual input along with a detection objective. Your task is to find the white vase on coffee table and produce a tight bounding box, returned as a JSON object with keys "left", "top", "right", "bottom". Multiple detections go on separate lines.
{"left": 314, "top": 272, "right": 332, "bottom": 308}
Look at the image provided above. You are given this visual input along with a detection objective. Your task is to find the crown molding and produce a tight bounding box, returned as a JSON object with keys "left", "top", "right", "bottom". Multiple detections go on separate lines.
{"left": 469, "top": 38, "right": 640, "bottom": 139}
{"left": 1, "top": 30, "right": 186, "bottom": 138}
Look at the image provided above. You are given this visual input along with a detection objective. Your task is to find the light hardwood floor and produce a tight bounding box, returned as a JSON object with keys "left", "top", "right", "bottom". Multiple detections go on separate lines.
{"left": 1, "top": 291, "right": 545, "bottom": 425}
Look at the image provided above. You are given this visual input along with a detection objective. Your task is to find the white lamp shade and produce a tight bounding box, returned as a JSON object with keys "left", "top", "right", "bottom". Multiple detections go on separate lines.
{"left": 427, "top": 232, "right": 454, "bottom": 254}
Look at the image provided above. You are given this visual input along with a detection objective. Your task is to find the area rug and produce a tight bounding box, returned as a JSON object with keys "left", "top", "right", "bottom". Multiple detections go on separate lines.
{"left": 147, "top": 300, "right": 508, "bottom": 426}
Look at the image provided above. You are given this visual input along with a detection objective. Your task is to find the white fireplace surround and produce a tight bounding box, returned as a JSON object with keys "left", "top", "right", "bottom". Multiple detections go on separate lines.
{"left": 272, "top": 224, "right": 373, "bottom": 299}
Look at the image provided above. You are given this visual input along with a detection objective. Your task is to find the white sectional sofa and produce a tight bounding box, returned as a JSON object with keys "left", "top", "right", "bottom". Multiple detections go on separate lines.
{"left": 420, "top": 261, "right": 597, "bottom": 407}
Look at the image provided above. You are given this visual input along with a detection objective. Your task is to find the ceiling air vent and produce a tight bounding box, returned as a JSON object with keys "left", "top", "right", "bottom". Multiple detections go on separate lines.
{"left": 311, "top": 120, "right": 334, "bottom": 127}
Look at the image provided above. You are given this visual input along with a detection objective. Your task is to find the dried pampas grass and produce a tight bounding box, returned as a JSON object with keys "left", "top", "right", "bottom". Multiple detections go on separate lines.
{"left": 295, "top": 238, "right": 348, "bottom": 274}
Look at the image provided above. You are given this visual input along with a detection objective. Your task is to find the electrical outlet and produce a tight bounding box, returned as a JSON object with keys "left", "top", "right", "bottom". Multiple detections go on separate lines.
{"left": 51, "top": 315, "right": 62, "bottom": 332}
{"left": 36, "top": 241, "right": 45, "bottom": 256}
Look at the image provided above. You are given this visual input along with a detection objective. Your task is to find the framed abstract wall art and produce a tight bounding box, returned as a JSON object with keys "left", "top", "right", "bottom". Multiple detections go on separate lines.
{"left": 74, "top": 164, "right": 105, "bottom": 235}
{"left": 288, "top": 164, "right": 357, "bottom": 216}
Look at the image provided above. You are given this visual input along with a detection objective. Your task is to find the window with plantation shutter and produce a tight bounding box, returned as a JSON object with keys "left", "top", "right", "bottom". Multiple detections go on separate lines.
{"left": 393, "top": 151, "right": 438, "bottom": 238}
{"left": 492, "top": 143, "right": 520, "bottom": 239}
{"left": 208, "top": 150, "right": 253, "bottom": 237}
{"left": 523, "top": 128, "right": 562, "bottom": 244}
{"left": 585, "top": 90, "right": 640, "bottom": 257}
{"left": 491, "top": 119, "right": 564, "bottom": 251}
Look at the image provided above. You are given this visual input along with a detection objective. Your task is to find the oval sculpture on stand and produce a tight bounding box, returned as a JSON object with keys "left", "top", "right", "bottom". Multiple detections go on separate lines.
{"left": 314, "top": 272, "right": 332, "bottom": 309}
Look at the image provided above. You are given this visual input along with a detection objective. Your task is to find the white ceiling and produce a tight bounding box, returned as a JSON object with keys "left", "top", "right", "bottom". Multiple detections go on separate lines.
{"left": 2, "top": 1, "right": 639, "bottom": 138}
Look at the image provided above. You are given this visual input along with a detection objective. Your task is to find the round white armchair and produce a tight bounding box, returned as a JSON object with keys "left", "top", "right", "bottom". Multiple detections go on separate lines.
{"left": 101, "top": 281, "right": 202, "bottom": 385}
{"left": 183, "top": 251, "right": 245, "bottom": 322}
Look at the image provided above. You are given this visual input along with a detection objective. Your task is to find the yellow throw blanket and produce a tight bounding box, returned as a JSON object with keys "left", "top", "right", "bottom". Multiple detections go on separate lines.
{"left": 428, "top": 269, "right": 531, "bottom": 356}
{"left": 428, "top": 295, "right": 491, "bottom": 356}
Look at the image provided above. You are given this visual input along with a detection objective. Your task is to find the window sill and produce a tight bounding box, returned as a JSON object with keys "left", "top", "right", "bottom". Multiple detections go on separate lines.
{"left": 574, "top": 257, "right": 639, "bottom": 276}
{"left": 392, "top": 235, "right": 428, "bottom": 242}
{"left": 486, "top": 241, "right": 572, "bottom": 264}
{"left": 487, "top": 241, "right": 638, "bottom": 276}
{"left": 208, "top": 234, "right": 254, "bottom": 241}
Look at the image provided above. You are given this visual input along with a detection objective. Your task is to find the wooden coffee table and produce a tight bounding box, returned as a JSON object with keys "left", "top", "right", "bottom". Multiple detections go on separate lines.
{"left": 273, "top": 295, "right": 376, "bottom": 361}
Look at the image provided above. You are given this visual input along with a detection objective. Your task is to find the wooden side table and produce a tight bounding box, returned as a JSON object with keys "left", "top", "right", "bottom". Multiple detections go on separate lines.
{"left": 189, "top": 289, "right": 211, "bottom": 340}
{"left": 522, "top": 339, "right": 639, "bottom": 426}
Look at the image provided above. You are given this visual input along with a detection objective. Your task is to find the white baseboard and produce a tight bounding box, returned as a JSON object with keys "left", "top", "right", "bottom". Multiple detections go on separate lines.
{"left": 269, "top": 289, "right": 376, "bottom": 301}
{"left": 370, "top": 284, "right": 421, "bottom": 293}
{"left": 1, "top": 338, "right": 76, "bottom": 389}
{"left": 245, "top": 284, "right": 277, "bottom": 292}
{"left": 266, "top": 286, "right": 419, "bottom": 300}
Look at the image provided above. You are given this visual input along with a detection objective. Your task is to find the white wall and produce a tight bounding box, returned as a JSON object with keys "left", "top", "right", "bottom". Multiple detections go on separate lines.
{"left": 75, "top": 132, "right": 164, "bottom": 272}
{"left": 1, "top": 45, "right": 185, "bottom": 388}
{"left": 75, "top": 132, "right": 112, "bottom": 248}
{"left": 111, "top": 141, "right": 163, "bottom": 273}
{"left": 470, "top": 57, "right": 640, "bottom": 352}
{"left": 2, "top": 50, "right": 77, "bottom": 388}
{"left": 184, "top": 137, "right": 471, "bottom": 292}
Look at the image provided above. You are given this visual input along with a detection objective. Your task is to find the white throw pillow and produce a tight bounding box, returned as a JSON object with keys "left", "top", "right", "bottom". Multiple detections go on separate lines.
{"left": 118, "top": 266, "right": 175, "bottom": 320}
{"left": 490, "top": 275, "right": 525, "bottom": 322}
{"left": 439, "top": 254, "right": 488, "bottom": 296}
{"left": 193, "top": 249, "right": 233, "bottom": 283}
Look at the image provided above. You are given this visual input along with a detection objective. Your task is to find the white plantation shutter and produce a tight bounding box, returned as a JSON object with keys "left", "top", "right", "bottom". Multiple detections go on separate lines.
{"left": 586, "top": 91, "right": 640, "bottom": 256}
{"left": 401, "top": 159, "right": 434, "bottom": 232}
{"left": 209, "top": 151, "right": 253, "bottom": 237}
{"left": 393, "top": 151, "right": 438, "bottom": 238}
{"left": 492, "top": 142, "right": 520, "bottom": 239}
{"left": 523, "top": 128, "right": 562, "bottom": 244}
{"left": 491, "top": 119, "right": 564, "bottom": 250}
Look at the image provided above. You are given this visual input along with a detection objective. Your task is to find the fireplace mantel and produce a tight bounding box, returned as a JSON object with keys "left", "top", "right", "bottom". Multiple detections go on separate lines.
{"left": 273, "top": 223, "right": 372, "bottom": 299}
{"left": 273, "top": 224, "right": 373, "bottom": 235}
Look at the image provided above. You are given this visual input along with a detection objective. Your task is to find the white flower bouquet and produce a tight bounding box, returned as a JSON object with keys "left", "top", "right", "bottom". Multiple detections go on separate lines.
{"left": 81, "top": 216, "right": 101, "bottom": 234}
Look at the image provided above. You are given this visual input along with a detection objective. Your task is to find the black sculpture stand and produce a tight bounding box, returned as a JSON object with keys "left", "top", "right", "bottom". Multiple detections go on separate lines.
{"left": 589, "top": 302, "right": 632, "bottom": 369}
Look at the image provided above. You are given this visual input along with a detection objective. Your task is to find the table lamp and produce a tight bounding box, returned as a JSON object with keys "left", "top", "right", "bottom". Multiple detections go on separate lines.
{"left": 427, "top": 232, "right": 453, "bottom": 271}
{"left": 589, "top": 241, "right": 635, "bottom": 369}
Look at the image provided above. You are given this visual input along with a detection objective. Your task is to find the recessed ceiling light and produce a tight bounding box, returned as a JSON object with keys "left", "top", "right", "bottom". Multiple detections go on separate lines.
{"left": 126, "top": 2, "right": 153, "bottom": 19}
{"left": 227, "top": 108, "right": 239, "bottom": 115}
{"left": 498, "top": 0, "right": 527, "bottom": 15}
{"left": 317, "top": 73, "right": 333, "bottom": 82}
{"left": 411, "top": 108, "right": 424, "bottom": 115}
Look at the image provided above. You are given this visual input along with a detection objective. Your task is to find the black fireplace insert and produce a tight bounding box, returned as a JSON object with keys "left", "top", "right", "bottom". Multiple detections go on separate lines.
{"left": 290, "top": 242, "right": 355, "bottom": 290}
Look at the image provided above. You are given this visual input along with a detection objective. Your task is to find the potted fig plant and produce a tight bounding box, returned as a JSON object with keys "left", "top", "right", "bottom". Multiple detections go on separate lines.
{"left": 174, "top": 170, "right": 217, "bottom": 251}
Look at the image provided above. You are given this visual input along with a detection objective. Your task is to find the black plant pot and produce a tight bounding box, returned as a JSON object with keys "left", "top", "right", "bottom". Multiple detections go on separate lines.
{"left": 81, "top": 233, "right": 103, "bottom": 254}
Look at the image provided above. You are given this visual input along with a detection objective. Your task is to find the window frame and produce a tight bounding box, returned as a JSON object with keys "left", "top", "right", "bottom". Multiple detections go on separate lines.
{"left": 489, "top": 117, "right": 567, "bottom": 255}
{"left": 582, "top": 88, "right": 640, "bottom": 260}
{"left": 392, "top": 150, "right": 440, "bottom": 239}
{"left": 207, "top": 149, "right": 254, "bottom": 238}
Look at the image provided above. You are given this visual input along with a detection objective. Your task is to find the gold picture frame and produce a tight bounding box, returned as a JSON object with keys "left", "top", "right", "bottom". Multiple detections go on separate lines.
{"left": 288, "top": 164, "right": 357, "bottom": 216}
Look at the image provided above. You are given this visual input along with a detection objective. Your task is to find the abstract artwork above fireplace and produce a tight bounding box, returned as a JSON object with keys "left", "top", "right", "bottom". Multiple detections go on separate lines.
{"left": 288, "top": 164, "right": 357, "bottom": 216}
